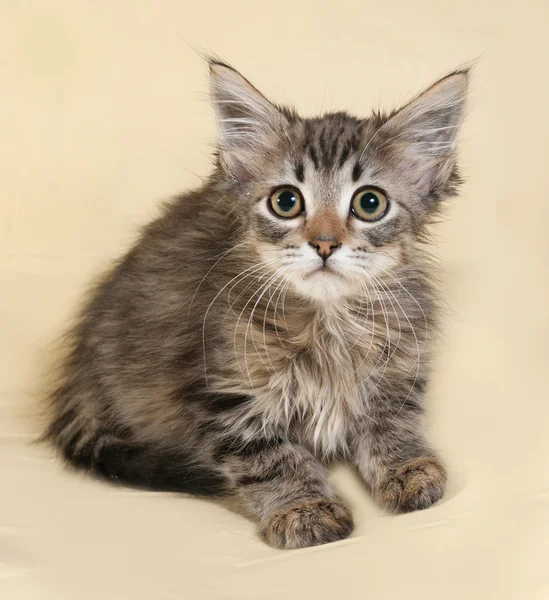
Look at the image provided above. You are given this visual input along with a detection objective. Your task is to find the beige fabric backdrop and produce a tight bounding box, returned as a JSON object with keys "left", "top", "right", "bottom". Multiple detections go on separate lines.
{"left": 1, "top": 1, "right": 548, "bottom": 598}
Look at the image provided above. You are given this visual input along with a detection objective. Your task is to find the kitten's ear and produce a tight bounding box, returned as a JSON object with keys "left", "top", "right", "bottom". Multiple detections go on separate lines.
{"left": 209, "top": 61, "right": 287, "bottom": 182}
{"left": 382, "top": 71, "right": 468, "bottom": 197}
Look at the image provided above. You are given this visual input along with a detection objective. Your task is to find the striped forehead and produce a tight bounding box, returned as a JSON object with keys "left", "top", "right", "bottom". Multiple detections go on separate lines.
{"left": 298, "top": 115, "right": 365, "bottom": 172}
{"left": 297, "top": 115, "right": 375, "bottom": 177}
{"left": 278, "top": 116, "right": 378, "bottom": 218}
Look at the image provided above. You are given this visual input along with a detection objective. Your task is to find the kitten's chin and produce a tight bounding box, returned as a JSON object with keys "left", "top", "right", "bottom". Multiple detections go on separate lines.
{"left": 290, "top": 269, "right": 359, "bottom": 303}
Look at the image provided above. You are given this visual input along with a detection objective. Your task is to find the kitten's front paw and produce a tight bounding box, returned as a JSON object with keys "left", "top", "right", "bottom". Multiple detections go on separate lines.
{"left": 261, "top": 498, "right": 354, "bottom": 549}
{"left": 375, "top": 456, "right": 447, "bottom": 514}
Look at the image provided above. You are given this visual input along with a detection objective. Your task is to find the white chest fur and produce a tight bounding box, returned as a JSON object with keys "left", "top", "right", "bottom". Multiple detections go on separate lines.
{"left": 260, "top": 310, "right": 377, "bottom": 455}
{"left": 221, "top": 302, "right": 402, "bottom": 455}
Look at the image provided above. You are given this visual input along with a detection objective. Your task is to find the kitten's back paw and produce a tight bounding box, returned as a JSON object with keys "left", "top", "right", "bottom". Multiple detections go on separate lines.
{"left": 375, "top": 456, "right": 447, "bottom": 514}
{"left": 261, "top": 498, "right": 354, "bottom": 549}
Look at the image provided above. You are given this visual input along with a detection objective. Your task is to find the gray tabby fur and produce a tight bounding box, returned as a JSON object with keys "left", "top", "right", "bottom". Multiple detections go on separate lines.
{"left": 44, "top": 59, "right": 468, "bottom": 549}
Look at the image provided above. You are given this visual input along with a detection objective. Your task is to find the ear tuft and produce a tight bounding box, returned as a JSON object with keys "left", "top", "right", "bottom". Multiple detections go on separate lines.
{"left": 209, "top": 60, "right": 286, "bottom": 182}
{"left": 381, "top": 71, "right": 469, "bottom": 197}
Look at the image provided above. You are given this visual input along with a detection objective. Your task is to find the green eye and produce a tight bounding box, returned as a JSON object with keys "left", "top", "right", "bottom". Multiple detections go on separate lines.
{"left": 269, "top": 187, "right": 303, "bottom": 218}
{"left": 351, "top": 188, "right": 388, "bottom": 221}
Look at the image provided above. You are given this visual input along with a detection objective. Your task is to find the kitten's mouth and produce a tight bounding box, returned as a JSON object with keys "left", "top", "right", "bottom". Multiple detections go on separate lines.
{"left": 307, "top": 265, "right": 343, "bottom": 279}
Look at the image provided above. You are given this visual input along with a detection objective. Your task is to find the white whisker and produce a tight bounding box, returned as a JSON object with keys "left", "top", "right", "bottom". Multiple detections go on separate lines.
{"left": 201, "top": 258, "right": 279, "bottom": 383}
{"left": 241, "top": 268, "right": 285, "bottom": 381}
{"left": 188, "top": 241, "right": 246, "bottom": 314}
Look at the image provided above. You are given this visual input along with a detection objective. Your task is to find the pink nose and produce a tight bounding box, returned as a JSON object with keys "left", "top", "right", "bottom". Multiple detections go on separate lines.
{"left": 309, "top": 237, "right": 341, "bottom": 260}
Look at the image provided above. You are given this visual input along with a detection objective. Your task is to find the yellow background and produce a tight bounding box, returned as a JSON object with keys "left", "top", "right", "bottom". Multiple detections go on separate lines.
{"left": 1, "top": 1, "right": 548, "bottom": 598}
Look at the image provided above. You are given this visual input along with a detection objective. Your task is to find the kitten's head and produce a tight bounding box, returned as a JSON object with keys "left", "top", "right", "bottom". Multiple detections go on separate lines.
{"left": 210, "top": 60, "right": 468, "bottom": 302}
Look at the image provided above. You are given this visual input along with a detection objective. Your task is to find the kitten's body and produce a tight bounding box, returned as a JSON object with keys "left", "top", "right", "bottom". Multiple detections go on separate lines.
{"left": 45, "top": 61, "right": 467, "bottom": 549}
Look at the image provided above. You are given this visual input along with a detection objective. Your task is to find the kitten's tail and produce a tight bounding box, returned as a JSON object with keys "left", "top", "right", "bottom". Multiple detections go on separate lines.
{"left": 43, "top": 409, "right": 228, "bottom": 496}
{"left": 85, "top": 438, "right": 228, "bottom": 496}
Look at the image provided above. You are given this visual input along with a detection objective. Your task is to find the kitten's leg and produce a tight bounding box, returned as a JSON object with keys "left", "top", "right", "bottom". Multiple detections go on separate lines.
{"left": 354, "top": 387, "right": 447, "bottom": 513}
{"left": 216, "top": 436, "right": 353, "bottom": 549}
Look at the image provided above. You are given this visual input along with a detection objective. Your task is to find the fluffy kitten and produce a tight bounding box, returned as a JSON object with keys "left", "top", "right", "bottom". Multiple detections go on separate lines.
{"left": 45, "top": 59, "right": 468, "bottom": 549}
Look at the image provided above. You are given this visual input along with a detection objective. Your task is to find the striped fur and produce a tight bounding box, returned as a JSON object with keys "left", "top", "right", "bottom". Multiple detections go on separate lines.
{"left": 44, "top": 59, "right": 467, "bottom": 548}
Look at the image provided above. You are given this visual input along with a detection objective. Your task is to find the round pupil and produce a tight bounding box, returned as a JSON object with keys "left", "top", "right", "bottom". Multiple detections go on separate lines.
{"left": 360, "top": 192, "right": 380, "bottom": 213}
{"left": 277, "top": 190, "right": 297, "bottom": 212}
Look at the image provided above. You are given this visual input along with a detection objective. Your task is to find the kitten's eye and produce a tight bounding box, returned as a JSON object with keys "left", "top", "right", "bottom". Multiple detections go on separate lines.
{"left": 351, "top": 188, "right": 388, "bottom": 222}
{"left": 269, "top": 187, "right": 303, "bottom": 218}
